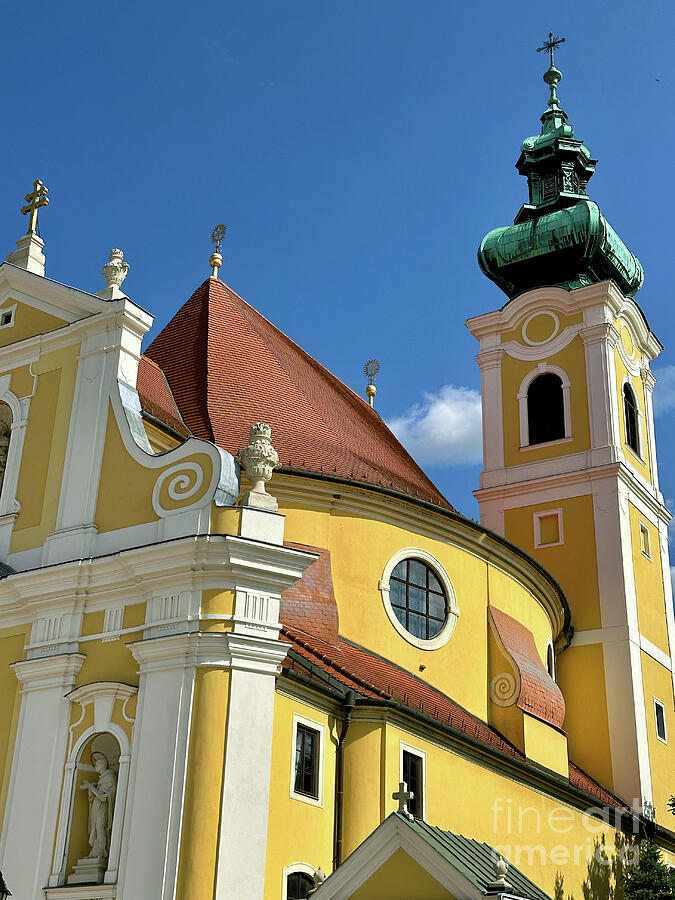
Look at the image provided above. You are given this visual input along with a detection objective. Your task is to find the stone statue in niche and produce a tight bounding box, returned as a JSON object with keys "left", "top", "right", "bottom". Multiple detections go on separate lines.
{"left": 81, "top": 752, "right": 117, "bottom": 859}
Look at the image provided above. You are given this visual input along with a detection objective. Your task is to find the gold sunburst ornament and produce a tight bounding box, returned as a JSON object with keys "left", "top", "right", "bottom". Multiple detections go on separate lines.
{"left": 364, "top": 359, "right": 380, "bottom": 407}
{"left": 210, "top": 223, "right": 227, "bottom": 278}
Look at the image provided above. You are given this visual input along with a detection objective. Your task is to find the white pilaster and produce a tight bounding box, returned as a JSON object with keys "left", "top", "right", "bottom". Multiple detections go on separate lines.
{"left": 119, "top": 634, "right": 207, "bottom": 900}
{"left": 476, "top": 349, "right": 505, "bottom": 477}
{"left": 581, "top": 322, "right": 621, "bottom": 464}
{"left": 214, "top": 634, "right": 289, "bottom": 900}
{"left": 0, "top": 653, "right": 85, "bottom": 899}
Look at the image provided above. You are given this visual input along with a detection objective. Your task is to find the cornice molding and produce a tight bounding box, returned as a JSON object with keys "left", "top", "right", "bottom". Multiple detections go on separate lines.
{"left": 11, "top": 652, "right": 85, "bottom": 691}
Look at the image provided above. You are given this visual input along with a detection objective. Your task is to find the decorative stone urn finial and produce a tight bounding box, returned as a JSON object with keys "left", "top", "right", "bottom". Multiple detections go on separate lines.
{"left": 238, "top": 422, "right": 280, "bottom": 511}
{"left": 486, "top": 855, "right": 512, "bottom": 893}
{"left": 97, "top": 249, "right": 130, "bottom": 300}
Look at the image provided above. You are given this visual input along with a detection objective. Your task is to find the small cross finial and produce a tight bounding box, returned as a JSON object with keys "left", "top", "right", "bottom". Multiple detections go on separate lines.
{"left": 20, "top": 179, "right": 49, "bottom": 236}
{"left": 392, "top": 781, "right": 414, "bottom": 819}
{"left": 537, "top": 32, "right": 566, "bottom": 69}
{"left": 210, "top": 223, "right": 227, "bottom": 278}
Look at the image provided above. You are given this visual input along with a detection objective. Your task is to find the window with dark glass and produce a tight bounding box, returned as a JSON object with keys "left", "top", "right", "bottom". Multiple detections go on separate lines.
{"left": 294, "top": 724, "right": 319, "bottom": 798}
{"left": 623, "top": 383, "right": 640, "bottom": 455}
{"left": 389, "top": 559, "right": 447, "bottom": 641}
{"left": 527, "top": 373, "right": 565, "bottom": 445}
{"left": 655, "top": 700, "right": 667, "bottom": 743}
{"left": 402, "top": 750, "right": 423, "bottom": 819}
{"left": 286, "top": 871, "right": 314, "bottom": 899}
{"left": 547, "top": 645, "right": 555, "bottom": 679}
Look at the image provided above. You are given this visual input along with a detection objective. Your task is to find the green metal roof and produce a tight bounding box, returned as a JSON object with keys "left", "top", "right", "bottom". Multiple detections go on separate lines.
{"left": 478, "top": 53, "right": 643, "bottom": 301}
{"left": 399, "top": 813, "right": 551, "bottom": 899}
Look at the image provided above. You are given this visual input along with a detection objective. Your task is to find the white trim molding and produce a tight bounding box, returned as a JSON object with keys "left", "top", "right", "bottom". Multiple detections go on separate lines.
{"left": 379, "top": 548, "right": 459, "bottom": 651}
{"left": 289, "top": 712, "right": 326, "bottom": 808}
{"left": 533, "top": 508, "right": 564, "bottom": 549}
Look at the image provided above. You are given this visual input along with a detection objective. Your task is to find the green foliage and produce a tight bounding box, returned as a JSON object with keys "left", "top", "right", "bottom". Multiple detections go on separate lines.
{"left": 623, "top": 838, "right": 675, "bottom": 900}
{"left": 668, "top": 796, "right": 675, "bottom": 816}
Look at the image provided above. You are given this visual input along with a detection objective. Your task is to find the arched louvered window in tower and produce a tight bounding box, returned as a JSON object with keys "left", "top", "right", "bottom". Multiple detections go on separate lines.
{"left": 527, "top": 373, "right": 565, "bottom": 445}
{"left": 623, "top": 383, "right": 640, "bottom": 456}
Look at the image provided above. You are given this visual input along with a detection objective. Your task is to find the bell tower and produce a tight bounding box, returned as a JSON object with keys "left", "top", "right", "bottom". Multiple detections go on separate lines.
{"left": 468, "top": 39, "right": 675, "bottom": 819}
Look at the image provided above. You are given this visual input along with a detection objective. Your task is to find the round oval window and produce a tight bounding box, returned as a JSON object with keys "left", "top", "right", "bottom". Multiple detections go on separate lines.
{"left": 389, "top": 558, "right": 447, "bottom": 641}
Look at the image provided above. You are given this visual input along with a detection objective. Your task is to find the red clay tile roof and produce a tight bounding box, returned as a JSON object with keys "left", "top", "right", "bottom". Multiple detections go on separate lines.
{"left": 280, "top": 626, "right": 624, "bottom": 811}
{"left": 489, "top": 605, "right": 566, "bottom": 730}
{"left": 144, "top": 277, "right": 450, "bottom": 506}
{"left": 136, "top": 355, "right": 190, "bottom": 437}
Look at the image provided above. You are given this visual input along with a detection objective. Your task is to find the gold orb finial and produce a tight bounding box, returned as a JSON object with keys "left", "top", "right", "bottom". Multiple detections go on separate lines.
{"left": 209, "top": 223, "right": 227, "bottom": 278}
{"left": 364, "top": 359, "right": 380, "bottom": 407}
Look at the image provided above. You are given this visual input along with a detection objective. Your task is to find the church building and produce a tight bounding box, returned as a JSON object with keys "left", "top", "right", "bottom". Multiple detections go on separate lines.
{"left": 0, "top": 39, "right": 673, "bottom": 900}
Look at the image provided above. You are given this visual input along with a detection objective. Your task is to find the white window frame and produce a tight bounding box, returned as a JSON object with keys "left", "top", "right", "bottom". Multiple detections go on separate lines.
{"left": 518, "top": 363, "right": 572, "bottom": 451}
{"left": 290, "top": 712, "right": 325, "bottom": 808}
{"left": 533, "top": 509, "right": 564, "bottom": 549}
{"left": 0, "top": 304, "right": 16, "bottom": 330}
{"left": 379, "top": 548, "right": 459, "bottom": 651}
{"left": 400, "top": 741, "right": 426, "bottom": 821}
{"left": 281, "top": 862, "right": 316, "bottom": 900}
{"left": 654, "top": 698, "right": 668, "bottom": 745}
{"left": 638, "top": 520, "right": 652, "bottom": 561}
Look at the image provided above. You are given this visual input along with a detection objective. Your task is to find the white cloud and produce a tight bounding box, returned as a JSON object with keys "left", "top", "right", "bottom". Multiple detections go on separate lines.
{"left": 652, "top": 365, "right": 675, "bottom": 416}
{"left": 387, "top": 385, "right": 483, "bottom": 466}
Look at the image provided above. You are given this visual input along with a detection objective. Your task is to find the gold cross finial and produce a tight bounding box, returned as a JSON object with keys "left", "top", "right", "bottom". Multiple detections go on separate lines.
{"left": 20, "top": 179, "right": 49, "bottom": 236}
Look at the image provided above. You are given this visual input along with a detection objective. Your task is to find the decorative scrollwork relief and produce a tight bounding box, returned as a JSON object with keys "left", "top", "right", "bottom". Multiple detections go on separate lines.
{"left": 152, "top": 459, "right": 211, "bottom": 517}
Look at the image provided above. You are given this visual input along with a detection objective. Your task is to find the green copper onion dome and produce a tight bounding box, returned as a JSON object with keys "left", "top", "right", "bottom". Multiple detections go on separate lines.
{"left": 478, "top": 38, "right": 643, "bottom": 300}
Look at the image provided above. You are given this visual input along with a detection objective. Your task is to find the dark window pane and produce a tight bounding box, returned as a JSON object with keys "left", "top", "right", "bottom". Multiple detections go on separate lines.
{"left": 390, "top": 579, "right": 406, "bottom": 608}
{"left": 428, "top": 571, "right": 443, "bottom": 594}
{"left": 428, "top": 593, "right": 446, "bottom": 621}
{"left": 391, "top": 561, "right": 407, "bottom": 581}
{"left": 392, "top": 605, "right": 407, "bottom": 630}
{"left": 408, "top": 612, "right": 427, "bottom": 639}
{"left": 408, "top": 559, "right": 427, "bottom": 587}
{"left": 427, "top": 617, "right": 444, "bottom": 639}
{"left": 402, "top": 750, "right": 423, "bottom": 819}
{"left": 527, "top": 373, "right": 565, "bottom": 445}
{"left": 623, "top": 384, "right": 640, "bottom": 454}
{"left": 294, "top": 724, "right": 319, "bottom": 798}
{"left": 408, "top": 585, "right": 426, "bottom": 613}
{"left": 287, "top": 872, "right": 314, "bottom": 899}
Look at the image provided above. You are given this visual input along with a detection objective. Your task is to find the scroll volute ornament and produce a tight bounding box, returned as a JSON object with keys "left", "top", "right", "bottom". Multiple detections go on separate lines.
{"left": 238, "top": 423, "right": 280, "bottom": 511}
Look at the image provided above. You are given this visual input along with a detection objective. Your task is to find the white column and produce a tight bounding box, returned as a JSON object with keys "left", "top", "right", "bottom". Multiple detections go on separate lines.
{"left": 119, "top": 633, "right": 215, "bottom": 900}
{"left": 0, "top": 653, "right": 84, "bottom": 899}
{"left": 214, "top": 634, "right": 288, "bottom": 900}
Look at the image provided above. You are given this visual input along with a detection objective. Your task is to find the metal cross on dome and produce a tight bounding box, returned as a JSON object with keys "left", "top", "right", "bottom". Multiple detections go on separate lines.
{"left": 392, "top": 781, "right": 414, "bottom": 820}
{"left": 537, "top": 32, "right": 566, "bottom": 68}
{"left": 20, "top": 179, "right": 49, "bottom": 236}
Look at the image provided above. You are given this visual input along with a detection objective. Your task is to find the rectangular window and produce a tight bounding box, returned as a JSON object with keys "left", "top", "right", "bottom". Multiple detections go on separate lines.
{"left": 654, "top": 699, "right": 668, "bottom": 744}
{"left": 639, "top": 522, "right": 652, "bottom": 560}
{"left": 0, "top": 306, "right": 15, "bottom": 329}
{"left": 533, "top": 509, "right": 564, "bottom": 549}
{"left": 402, "top": 748, "right": 424, "bottom": 819}
{"left": 290, "top": 714, "right": 325, "bottom": 806}
{"left": 294, "top": 724, "right": 319, "bottom": 797}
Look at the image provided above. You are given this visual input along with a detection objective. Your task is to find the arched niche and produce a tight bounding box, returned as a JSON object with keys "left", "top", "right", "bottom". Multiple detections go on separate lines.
{"left": 66, "top": 732, "right": 121, "bottom": 885}
{"left": 49, "top": 682, "right": 136, "bottom": 889}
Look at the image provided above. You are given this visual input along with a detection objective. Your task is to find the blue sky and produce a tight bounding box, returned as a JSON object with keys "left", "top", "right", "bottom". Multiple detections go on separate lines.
{"left": 1, "top": 0, "right": 674, "bottom": 517}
